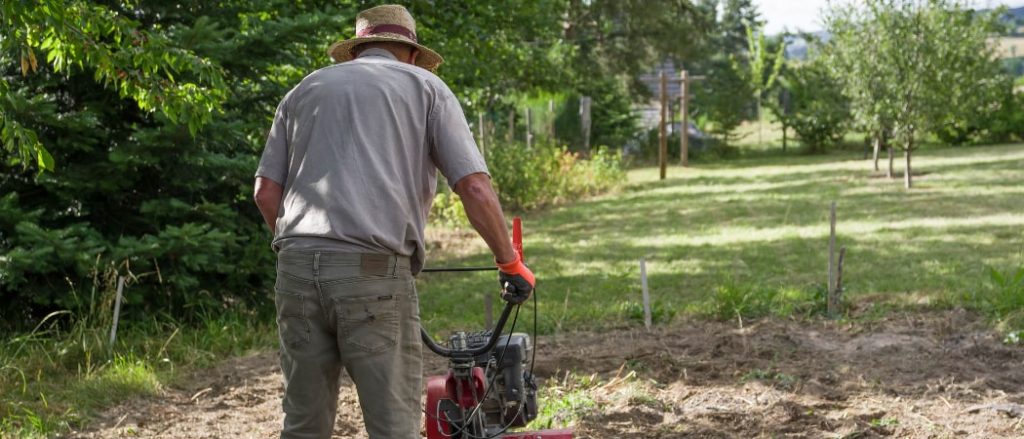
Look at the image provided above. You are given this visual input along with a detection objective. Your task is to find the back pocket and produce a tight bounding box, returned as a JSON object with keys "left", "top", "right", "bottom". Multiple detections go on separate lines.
{"left": 275, "top": 292, "right": 311, "bottom": 350}
{"left": 335, "top": 294, "right": 399, "bottom": 353}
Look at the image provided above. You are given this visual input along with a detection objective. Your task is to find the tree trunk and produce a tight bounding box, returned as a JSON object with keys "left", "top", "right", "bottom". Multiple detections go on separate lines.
{"left": 887, "top": 143, "right": 895, "bottom": 179}
{"left": 782, "top": 126, "right": 787, "bottom": 152}
{"left": 757, "top": 95, "right": 764, "bottom": 148}
{"left": 904, "top": 138, "right": 913, "bottom": 189}
{"left": 872, "top": 135, "right": 881, "bottom": 171}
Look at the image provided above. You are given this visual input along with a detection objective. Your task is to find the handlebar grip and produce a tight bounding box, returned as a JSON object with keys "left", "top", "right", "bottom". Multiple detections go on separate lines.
{"left": 501, "top": 281, "right": 530, "bottom": 305}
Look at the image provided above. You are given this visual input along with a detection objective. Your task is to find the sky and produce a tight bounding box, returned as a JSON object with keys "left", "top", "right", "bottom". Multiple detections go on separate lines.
{"left": 757, "top": 0, "right": 1024, "bottom": 34}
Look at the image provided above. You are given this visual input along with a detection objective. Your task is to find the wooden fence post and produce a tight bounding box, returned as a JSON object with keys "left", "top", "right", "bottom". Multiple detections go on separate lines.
{"left": 580, "top": 96, "right": 592, "bottom": 156}
{"left": 827, "top": 201, "right": 838, "bottom": 318}
{"left": 835, "top": 246, "right": 847, "bottom": 310}
{"left": 680, "top": 70, "right": 689, "bottom": 167}
{"left": 109, "top": 276, "right": 126, "bottom": 346}
{"left": 640, "top": 258, "right": 652, "bottom": 331}
{"left": 659, "top": 71, "right": 667, "bottom": 180}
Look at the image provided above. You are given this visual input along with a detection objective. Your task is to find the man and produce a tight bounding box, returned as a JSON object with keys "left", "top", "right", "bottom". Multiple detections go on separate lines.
{"left": 252, "top": 4, "right": 535, "bottom": 439}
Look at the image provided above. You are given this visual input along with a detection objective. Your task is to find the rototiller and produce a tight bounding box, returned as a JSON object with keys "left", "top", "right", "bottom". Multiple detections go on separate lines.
{"left": 419, "top": 218, "right": 573, "bottom": 439}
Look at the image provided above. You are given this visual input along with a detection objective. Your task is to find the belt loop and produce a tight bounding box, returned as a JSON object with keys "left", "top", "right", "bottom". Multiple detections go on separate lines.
{"left": 391, "top": 255, "right": 398, "bottom": 277}
{"left": 313, "top": 252, "right": 321, "bottom": 278}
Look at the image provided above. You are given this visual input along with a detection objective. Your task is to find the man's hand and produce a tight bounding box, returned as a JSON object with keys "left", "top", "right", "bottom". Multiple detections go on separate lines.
{"left": 497, "top": 255, "right": 535, "bottom": 304}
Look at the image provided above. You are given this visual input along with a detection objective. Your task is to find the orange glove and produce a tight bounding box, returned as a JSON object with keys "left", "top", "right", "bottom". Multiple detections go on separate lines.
{"left": 497, "top": 254, "right": 535, "bottom": 304}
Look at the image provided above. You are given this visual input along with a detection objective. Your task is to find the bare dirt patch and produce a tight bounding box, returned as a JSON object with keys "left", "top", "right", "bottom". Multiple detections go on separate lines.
{"left": 70, "top": 309, "right": 1023, "bottom": 438}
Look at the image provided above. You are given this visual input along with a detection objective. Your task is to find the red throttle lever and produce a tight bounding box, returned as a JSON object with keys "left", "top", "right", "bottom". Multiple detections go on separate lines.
{"left": 512, "top": 217, "right": 524, "bottom": 261}
{"left": 498, "top": 216, "right": 535, "bottom": 304}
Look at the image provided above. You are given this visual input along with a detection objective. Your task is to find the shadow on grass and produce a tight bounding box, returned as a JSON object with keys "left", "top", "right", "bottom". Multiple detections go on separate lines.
{"left": 420, "top": 144, "right": 1024, "bottom": 335}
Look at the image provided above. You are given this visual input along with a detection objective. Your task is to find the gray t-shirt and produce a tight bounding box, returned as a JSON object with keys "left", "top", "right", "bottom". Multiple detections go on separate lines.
{"left": 255, "top": 48, "right": 487, "bottom": 273}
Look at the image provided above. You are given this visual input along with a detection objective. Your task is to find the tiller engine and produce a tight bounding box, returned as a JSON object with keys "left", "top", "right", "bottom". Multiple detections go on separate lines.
{"left": 419, "top": 218, "right": 572, "bottom": 439}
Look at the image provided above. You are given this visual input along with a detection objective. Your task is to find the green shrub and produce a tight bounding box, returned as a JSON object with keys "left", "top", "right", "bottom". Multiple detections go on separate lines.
{"left": 775, "top": 61, "right": 850, "bottom": 153}
{"left": 429, "top": 140, "right": 624, "bottom": 221}
{"left": 429, "top": 190, "right": 470, "bottom": 228}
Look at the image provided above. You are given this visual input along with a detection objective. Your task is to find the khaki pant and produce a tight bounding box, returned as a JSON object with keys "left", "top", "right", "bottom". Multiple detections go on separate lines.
{"left": 274, "top": 251, "right": 422, "bottom": 439}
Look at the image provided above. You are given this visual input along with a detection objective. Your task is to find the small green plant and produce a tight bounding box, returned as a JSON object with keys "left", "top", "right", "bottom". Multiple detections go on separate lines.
{"left": 705, "top": 281, "right": 820, "bottom": 321}
{"left": 984, "top": 266, "right": 1024, "bottom": 314}
{"left": 964, "top": 265, "right": 1024, "bottom": 331}
{"left": 869, "top": 417, "right": 899, "bottom": 428}
{"left": 529, "top": 371, "right": 602, "bottom": 430}
{"left": 741, "top": 368, "right": 798, "bottom": 390}
{"left": 1003, "top": 331, "right": 1021, "bottom": 345}
{"left": 618, "top": 300, "right": 677, "bottom": 325}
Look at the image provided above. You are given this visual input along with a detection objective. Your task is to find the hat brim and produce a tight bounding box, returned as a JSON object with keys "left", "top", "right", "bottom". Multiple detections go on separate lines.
{"left": 328, "top": 36, "right": 443, "bottom": 72}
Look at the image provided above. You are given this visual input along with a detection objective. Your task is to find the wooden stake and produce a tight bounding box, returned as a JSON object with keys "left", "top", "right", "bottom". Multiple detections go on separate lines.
{"left": 827, "top": 202, "right": 837, "bottom": 319}
{"left": 109, "top": 276, "right": 126, "bottom": 346}
{"left": 680, "top": 70, "right": 689, "bottom": 166}
{"left": 659, "top": 71, "right": 668, "bottom": 180}
{"left": 834, "top": 246, "right": 847, "bottom": 309}
{"left": 640, "top": 258, "right": 652, "bottom": 330}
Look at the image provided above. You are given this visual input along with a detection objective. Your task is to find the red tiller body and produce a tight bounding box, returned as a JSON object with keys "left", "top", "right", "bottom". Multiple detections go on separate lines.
{"left": 424, "top": 373, "right": 574, "bottom": 439}
{"left": 422, "top": 217, "right": 572, "bottom": 439}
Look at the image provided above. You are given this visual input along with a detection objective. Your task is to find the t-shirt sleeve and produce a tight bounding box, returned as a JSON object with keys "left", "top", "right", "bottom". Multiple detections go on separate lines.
{"left": 255, "top": 100, "right": 289, "bottom": 185}
{"left": 428, "top": 84, "right": 488, "bottom": 189}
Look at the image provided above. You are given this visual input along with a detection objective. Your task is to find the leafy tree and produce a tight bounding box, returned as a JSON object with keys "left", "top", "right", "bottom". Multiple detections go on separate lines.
{"left": 0, "top": 0, "right": 659, "bottom": 328}
{"left": 826, "top": 0, "right": 1006, "bottom": 188}
{"left": 732, "top": 23, "right": 785, "bottom": 147}
{"left": 692, "top": 57, "right": 752, "bottom": 142}
{"left": 1, "top": 0, "right": 227, "bottom": 172}
{"left": 825, "top": 5, "right": 898, "bottom": 175}
{"left": 688, "top": 0, "right": 762, "bottom": 142}
{"left": 0, "top": 0, "right": 351, "bottom": 326}
{"left": 564, "top": 0, "right": 709, "bottom": 97}
{"left": 776, "top": 61, "right": 850, "bottom": 153}
{"left": 718, "top": 0, "right": 764, "bottom": 54}
{"left": 549, "top": 0, "right": 711, "bottom": 151}
{"left": 410, "top": 0, "right": 570, "bottom": 109}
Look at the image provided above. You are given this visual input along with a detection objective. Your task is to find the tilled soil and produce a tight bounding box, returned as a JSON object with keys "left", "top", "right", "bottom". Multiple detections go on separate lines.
{"left": 69, "top": 309, "right": 1024, "bottom": 438}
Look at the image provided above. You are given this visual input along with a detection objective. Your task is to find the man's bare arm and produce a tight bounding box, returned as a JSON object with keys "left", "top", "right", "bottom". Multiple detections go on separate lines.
{"left": 453, "top": 173, "right": 517, "bottom": 264}
{"left": 253, "top": 177, "right": 284, "bottom": 233}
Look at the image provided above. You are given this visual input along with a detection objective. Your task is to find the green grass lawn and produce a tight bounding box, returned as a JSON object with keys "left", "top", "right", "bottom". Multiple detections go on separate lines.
{"left": 418, "top": 143, "right": 1024, "bottom": 334}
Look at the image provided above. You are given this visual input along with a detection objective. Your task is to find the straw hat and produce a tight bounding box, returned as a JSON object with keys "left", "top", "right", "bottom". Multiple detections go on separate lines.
{"left": 327, "top": 4, "right": 443, "bottom": 72}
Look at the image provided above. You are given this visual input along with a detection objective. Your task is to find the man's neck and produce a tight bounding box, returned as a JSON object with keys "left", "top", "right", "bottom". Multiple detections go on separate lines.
{"left": 357, "top": 47, "right": 399, "bottom": 61}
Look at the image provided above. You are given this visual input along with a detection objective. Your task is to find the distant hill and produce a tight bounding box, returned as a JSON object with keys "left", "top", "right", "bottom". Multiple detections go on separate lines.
{"left": 1002, "top": 5, "right": 1024, "bottom": 23}
{"left": 783, "top": 31, "right": 829, "bottom": 61}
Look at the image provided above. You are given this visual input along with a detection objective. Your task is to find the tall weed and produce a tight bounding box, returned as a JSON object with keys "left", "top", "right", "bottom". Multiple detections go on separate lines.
{"left": 0, "top": 280, "right": 275, "bottom": 437}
